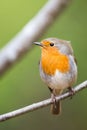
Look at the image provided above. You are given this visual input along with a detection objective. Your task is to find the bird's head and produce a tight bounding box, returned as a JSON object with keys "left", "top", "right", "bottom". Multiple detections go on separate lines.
{"left": 34, "top": 38, "right": 73, "bottom": 55}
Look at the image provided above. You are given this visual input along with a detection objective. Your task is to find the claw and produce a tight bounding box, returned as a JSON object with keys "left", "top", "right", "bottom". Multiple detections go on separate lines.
{"left": 51, "top": 93, "right": 57, "bottom": 108}
{"left": 68, "top": 87, "right": 75, "bottom": 99}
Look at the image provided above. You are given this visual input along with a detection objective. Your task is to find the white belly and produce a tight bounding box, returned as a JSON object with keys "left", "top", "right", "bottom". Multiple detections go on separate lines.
{"left": 39, "top": 55, "right": 77, "bottom": 91}
{"left": 48, "top": 70, "right": 76, "bottom": 89}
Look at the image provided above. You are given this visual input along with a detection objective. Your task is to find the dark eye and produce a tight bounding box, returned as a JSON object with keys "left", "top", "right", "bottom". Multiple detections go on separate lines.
{"left": 50, "top": 43, "right": 54, "bottom": 46}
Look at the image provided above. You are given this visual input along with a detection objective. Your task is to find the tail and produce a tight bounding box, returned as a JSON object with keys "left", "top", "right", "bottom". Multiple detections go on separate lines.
{"left": 51, "top": 100, "right": 61, "bottom": 115}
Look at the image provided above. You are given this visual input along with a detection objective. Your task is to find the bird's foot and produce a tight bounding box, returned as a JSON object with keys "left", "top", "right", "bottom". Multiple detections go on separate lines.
{"left": 51, "top": 93, "right": 57, "bottom": 104}
{"left": 68, "top": 87, "right": 75, "bottom": 99}
{"left": 51, "top": 93, "right": 56, "bottom": 102}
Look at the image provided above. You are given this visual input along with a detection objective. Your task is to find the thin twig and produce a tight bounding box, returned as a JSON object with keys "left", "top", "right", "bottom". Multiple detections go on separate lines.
{"left": 0, "top": 0, "right": 71, "bottom": 76}
{"left": 0, "top": 80, "right": 87, "bottom": 122}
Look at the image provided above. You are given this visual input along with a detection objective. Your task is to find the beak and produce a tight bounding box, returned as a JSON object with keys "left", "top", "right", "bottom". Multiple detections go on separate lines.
{"left": 33, "top": 42, "right": 43, "bottom": 47}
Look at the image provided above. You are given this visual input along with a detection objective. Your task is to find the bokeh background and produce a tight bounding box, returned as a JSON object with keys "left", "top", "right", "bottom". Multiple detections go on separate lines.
{"left": 0, "top": 0, "right": 87, "bottom": 130}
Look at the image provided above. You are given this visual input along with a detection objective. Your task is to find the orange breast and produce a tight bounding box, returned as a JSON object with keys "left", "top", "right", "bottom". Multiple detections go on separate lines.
{"left": 41, "top": 47, "right": 70, "bottom": 75}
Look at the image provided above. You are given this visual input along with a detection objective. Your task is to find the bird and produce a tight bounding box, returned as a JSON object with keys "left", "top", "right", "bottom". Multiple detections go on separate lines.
{"left": 34, "top": 38, "right": 77, "bottom": 115}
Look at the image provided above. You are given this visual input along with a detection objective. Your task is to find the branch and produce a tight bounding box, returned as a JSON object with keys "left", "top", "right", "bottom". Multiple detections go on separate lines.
{"left": 0, "top": 81, "right": 87, "bottom": 122}
{"left": 0, "top": 0, "right": 71, "bottom": 76}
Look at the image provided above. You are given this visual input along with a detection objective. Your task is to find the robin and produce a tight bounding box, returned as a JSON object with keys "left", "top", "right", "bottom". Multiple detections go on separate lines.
{"left": 34, "top": 38, "right": 77, "bottom": 115}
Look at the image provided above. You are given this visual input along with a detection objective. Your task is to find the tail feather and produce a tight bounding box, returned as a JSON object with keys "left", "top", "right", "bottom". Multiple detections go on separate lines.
{"left": 51, "top": 101, "right": 61, "bottom": 115}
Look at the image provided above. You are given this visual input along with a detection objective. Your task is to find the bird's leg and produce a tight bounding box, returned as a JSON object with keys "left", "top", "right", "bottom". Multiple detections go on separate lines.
{"left": 51, "top": 93, "right": 56, "bottom": 104}
{"left": 48, "top": 87, "right": 53, "bottom": 93}
{"left": 68, "top": 87, "right": 75, "bottom": 99}
{"left": 48, "top": 87, "right": 57, "bottom": 105}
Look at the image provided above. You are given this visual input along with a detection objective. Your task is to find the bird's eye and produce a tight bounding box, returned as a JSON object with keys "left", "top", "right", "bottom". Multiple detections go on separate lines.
{"left": 50, "top": 43, "right": 54, "bottom": 46}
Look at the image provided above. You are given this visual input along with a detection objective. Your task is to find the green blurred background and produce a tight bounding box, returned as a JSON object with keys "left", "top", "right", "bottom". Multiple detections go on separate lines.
{"left": 0, "top": 0, "right": 87, "bottom": 129}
